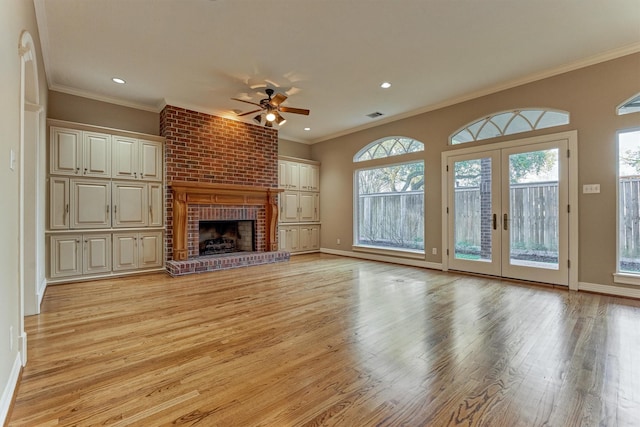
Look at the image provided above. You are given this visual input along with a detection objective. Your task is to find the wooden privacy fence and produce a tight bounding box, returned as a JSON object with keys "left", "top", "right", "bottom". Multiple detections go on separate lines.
{"left": 357, "top": 191, "right": 424, "bottom": 250}
{"left": 454, "top": 181, "right": 559, "bottom": 252}
{"left": 619, "top": 177, "right": 640, "bottom": 258}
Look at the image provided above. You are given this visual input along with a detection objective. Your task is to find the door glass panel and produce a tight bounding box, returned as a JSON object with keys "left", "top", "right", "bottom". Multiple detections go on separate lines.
{"left": 508, "top": 148, "right": 559, "bottom": 269}
{"left": 453, "top": 157, "right": 493, "bottom": 262}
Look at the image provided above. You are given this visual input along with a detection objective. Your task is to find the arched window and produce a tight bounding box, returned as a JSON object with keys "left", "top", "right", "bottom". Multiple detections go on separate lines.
{"left": 450, "top": 109, "right": 570, "bottom": 145}
{"left": 354, "top": 137, "right": 425, "bottom": 254}
{"left": 354, "top": 136, "right": 424, "bottom": 161}
{"left": 617, "top": 93, "right": 640, "bottom": 115}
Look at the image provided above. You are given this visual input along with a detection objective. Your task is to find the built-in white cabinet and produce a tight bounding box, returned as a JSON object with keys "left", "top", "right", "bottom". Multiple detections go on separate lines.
{"left": 278, "top": 226, "right": 300, "bottom": 252}
{"left": 112, "top": 181, "right": 148, "bottom": 228}
{"left": 299, "top": 225, "right": 320, "bottom": 251}
{"left": 49, "top": 233, "right": 112, "bottom": 278}
{"left": 280, "top": 191, "right": 319, "bottom": 223}
{"left": 278, "top": 225, "right": 320, "bottom": 253}
{"left": 47, "top": 120, "right": 165, "bottom": 283}
{"left": 50, "top": 127, "right": 111, "bottom": 178}
{"left": 278, "top": 156, "right": 321, "bottom": 254}
{"left": 299, "top": 163, "right": 320, "bottom": 191}
{"left": 112, "top": 136, "right": 163, "bottom": 181}
{"left": 49, "top": 176, "right": 70, "bottom": 230}
{"left": 70, "top": 179, "right": 112, "bottom": 229}
{"left": 113, "top": 231, "right": 163, "bottom": 271}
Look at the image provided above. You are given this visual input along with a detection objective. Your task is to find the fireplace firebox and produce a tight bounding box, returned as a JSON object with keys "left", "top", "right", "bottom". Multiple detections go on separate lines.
{"left": 199, "top": 220, "right": 255, "bottom": 256}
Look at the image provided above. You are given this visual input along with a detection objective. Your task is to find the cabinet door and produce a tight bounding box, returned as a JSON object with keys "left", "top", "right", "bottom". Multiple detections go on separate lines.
{"left": 285, "top": 162, "right": 300, "bottom": 190}
{"left": 112, "top": 136, "right": 138, "bottom": 179}
{"left": 289, "top": 227, "right": 299, "bottom": 251}
{"left": 309, "top": 165, "right": 320, "bottom": 191}
{"left": 299, "top": 163, "right": 311, "bottom": 190}
{"left": 113, "top": 233, "right": 138, "bottom": 271}
{"left": 299, "top": 192, "right": 317, "bottom": 222}
{"left": 83, "top": 234, "right": 112, "bottom": 274}
{"left": 139, "top": 140, "right": 163, "bottom": 181}
{"left": 310, "top": 225, "right": 320, "bottom": 250}
{"left": 49, "top": 177, "right": 70, "bottom": 230}
{"left": 50, "top": 127, "right": 82, "bottom": 176}
{"left": 299, "top": 227, "right": 311, "bottom": 250}
{"left": 139, "top": 231, "right": 163, "bottom": 268}
{"left": 278, "top": 227, "right": 288, "bottom": 251}
{"left": 50, "top": 235, "right": 82, "bottom": 278}
{"left": 83, "top": 132, "right": 111, "bottom": 177}
{"left": 112, "top": 182, "right": 148, "bottom": 227}
{"left": 280, "top": 192, "right": 300, "bottom": 222}
{"left": 148, "top": 183, "right": 164, "bottom": 227}
{"left": 71, "top": 180, "right": 111, "bottom": 229}
{"left": 278, "top": 160, "right": 288, "bottom": 189}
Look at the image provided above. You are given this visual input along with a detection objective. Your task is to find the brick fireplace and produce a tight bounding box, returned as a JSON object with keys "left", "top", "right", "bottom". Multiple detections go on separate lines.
{"left": 160, "top": 105, "right": 289, "bottom": 275}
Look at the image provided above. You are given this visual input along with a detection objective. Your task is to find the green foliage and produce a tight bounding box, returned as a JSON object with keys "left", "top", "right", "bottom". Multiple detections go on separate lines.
{"left": 358, "top": 162, "right": 424, "bottom": 194}
{"left": 453, "top": 150, "right": 555, "bottom": 187}
{"left": 621, "top": 148, "right": 640, "bottom": 174}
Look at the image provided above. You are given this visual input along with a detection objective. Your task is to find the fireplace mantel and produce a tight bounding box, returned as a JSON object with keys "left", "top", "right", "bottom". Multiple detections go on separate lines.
{"left": 169, "top": 181, "right": 283, "bottom": 261}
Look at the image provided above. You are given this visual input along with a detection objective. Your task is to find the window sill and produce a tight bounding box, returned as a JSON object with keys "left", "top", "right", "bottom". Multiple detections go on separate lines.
{"left": 352, "top": 245, "right": 425, "bottom": 260}
{"left": 613, "top": 273, "right": 640, "bottom": 286}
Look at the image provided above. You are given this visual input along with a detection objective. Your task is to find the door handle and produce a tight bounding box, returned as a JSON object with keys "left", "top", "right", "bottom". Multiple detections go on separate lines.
{"left": 503, "top": 213, "right": 508, "bottom": 231}
{"left": 492, "top": 213, "right": 497, "bottom": 230}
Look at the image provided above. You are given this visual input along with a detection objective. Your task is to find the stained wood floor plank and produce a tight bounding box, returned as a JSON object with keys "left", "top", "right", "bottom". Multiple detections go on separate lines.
{"left": 8, "top": 254, "right": 640, "bottom": 426}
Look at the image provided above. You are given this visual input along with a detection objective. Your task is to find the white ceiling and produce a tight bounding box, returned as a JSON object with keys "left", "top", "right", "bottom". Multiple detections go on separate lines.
{"left": 34, "top": 0, "right": 640, "bottom": 144}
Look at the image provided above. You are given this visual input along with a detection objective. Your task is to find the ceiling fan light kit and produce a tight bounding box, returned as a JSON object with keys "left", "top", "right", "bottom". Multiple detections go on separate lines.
{"left": 232, "top": 88, "right": 309, "bottom": 128}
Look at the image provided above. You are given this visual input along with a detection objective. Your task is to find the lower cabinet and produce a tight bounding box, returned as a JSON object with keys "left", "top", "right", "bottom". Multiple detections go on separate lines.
{"left": 50, "top": 233, "right": 112, "bottom": 278}
{"left": 49, "top": 230, "right": 163, "bottom": 280}
{"left": 278, "top": 225, "right": 320, "bottom": 253}
{"left": 113, "top": 231, "right": 163, "bottom": 271}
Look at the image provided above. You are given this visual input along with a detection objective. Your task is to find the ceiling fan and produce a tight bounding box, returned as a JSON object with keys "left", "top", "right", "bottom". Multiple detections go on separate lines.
{"left": 232, "top": 88, "right": 310, "bottom": 127}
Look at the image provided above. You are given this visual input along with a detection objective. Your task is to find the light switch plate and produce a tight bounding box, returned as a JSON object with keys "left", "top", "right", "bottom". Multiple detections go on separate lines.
{"left": 583, "top": 184, "right": 600, "bottom": 194}
{"left": 10, "top": 149, "right": 15, "bottom": 171}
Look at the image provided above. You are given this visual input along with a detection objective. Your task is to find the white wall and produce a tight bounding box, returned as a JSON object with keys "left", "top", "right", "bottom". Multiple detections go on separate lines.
{"left": 0, "top": 0, "right": 47, "bottom": 423}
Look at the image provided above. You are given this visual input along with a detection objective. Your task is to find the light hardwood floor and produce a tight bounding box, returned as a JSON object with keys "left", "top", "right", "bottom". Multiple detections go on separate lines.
{"left": 7, "top": 254, "right": 640, "bottom": 426}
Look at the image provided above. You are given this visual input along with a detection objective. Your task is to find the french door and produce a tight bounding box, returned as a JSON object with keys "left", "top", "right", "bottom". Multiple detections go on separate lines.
{"left": 446, "top": 139, "right": 569, "bottom": 285}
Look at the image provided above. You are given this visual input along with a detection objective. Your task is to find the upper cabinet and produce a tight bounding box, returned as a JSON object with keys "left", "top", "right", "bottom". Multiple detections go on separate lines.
{"left": 278, "top": 158, "right": 319, "bottom": 191}
{"left": 51, "top": 125, "right": 163, "bottom": 181}
{"left": 50, "top": 127, "right": 111, "bottom": 178}
{"left": 112, "top": 136, "right": 163, "bottom": 181}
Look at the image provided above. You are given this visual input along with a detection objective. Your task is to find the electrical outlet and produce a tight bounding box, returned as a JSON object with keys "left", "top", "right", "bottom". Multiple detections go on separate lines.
{"left": 9, "top": 326, "right": 13, "bottom": 351}
{"left": 432, "top": 248, "right": 437, "bottom": 255}
{"left": 337, "top": 238, "right": 341, "bottom": 245}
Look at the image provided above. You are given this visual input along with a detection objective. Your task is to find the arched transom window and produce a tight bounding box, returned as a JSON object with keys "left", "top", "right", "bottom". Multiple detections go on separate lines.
{"left": 617, "top": 93, "right": 640, "bottom": 115}
{"left": 450, "top": 109, "right": 570, "bottom": 145}
{"left": 354, "top": 136, "right": 424, "bottom": 162}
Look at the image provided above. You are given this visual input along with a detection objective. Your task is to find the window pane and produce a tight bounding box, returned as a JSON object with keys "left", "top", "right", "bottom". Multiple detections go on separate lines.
{"left": 619, "top": 130, "right": 640, "bottom": 273}
{"left": 618, "top": 94, "right": 640, "bottom": 116}
{"left": 356, "top": 162, "right": 424, "bottom": 251}
{"left": 537, "top": 111, "right": 570, "bottom": 129}
{"left": 355, "top": 137, "right": 424, "bottom": 162}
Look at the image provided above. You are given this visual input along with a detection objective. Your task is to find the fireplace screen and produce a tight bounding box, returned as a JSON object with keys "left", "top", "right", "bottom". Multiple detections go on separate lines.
{"left": 199, "top": 220, "right": 255, "bottom": 256}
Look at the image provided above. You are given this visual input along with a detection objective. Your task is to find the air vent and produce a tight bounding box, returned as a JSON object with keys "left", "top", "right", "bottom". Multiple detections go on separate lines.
{"left": 366, "top": 112, "right": 384, "bottom": 119}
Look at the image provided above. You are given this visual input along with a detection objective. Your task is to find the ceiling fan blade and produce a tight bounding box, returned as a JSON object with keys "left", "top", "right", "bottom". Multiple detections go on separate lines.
{"left": 270, "top": 93, "right": 287, "bottom": 107}
{"left": 237, "top": 109, "right": 263, "bottom": 117}
{"left": 231, "top": 98, "right": 262, "bottom": 107}
{"left": 279, "top": 106, "right": 310, "bottom": 115}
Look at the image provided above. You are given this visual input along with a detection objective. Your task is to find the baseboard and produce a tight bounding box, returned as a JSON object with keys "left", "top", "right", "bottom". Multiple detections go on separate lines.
{"left": 578, "top": 281, "right": 640, "bottom": 299}
{"left": 37, "top": 277, "right": 47, "bottom": 312}
{"left": 0, "top": 353, "right": 22, "bottom": 425}
{"left": 320, "top": 247, "right": 443, "bottom": 270}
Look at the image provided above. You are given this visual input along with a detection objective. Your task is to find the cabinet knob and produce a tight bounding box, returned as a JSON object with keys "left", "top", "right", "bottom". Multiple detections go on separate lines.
{"left": 134, "top": 172, "right": 137, "bottom": 178}
{"left": 65, "top": 204, "right": 69, "bottom": 214}
{"left": 140, "top": 173, "right": 144, "bottom": 179}
{"left": 75, "top": 167, "right": 79, "bottom": 174}
{"left": 106, "top": 204, "right": 109, "bottom": 212}
{"left": 84, "top": 168, "right": 87, "bottom": 175}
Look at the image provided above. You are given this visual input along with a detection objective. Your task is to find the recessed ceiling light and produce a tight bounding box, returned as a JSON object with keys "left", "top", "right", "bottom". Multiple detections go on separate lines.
{"left": 304, "top": 127, "right": 311, "bottom": 131}
{"left": 112, "top": 77, "right": 126, "bottom": 84}
{"left": 380, "top": 82, "right": 391, "bottom": 89}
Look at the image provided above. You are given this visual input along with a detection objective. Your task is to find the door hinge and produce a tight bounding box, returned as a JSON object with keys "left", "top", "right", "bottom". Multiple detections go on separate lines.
{"left": 567, "top": 204, "right": 570, "bottom": 213}
{"left": 568, "top": 259, "right": 571, "bottom": 269}
{"left": 446, "top": 207, "right": 449, "bottom": 214}
{"left": 567, "top": 149, "right": 570, "bottom": 158}
{"left": 447, "top": 249, "right": 449, "bottom": 256}
{"left": 446, "top": 165, "right": 449, "bottom": 172}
